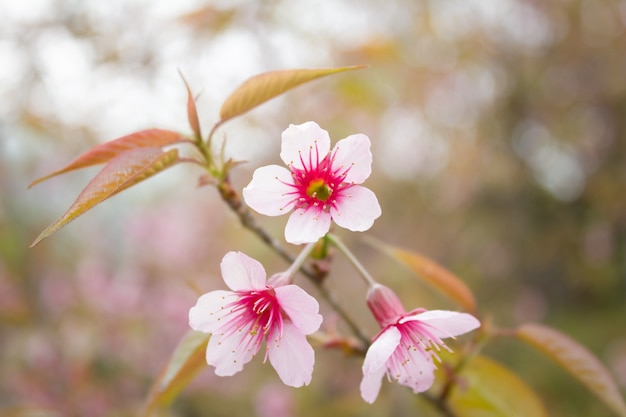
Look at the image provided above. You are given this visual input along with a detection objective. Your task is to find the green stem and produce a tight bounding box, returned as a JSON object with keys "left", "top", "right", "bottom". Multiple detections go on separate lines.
{"left": 284, "top": 242, "right": 316, "bottom": 281}
{"left": 327, "top": 233, "right": 377, "bottom": 287}
{"left": 194, "top": 133, "right": 213, "bottom": 170}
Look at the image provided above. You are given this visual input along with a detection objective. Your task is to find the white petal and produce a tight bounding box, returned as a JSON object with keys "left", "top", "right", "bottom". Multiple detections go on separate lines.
{"left": 401, "top": 310, "right": 480, "bottom": 339}
{"left": 243, "top": 165, "right": 296, "bottom": 216}
{"left": 206, "top": 331, "right": 257, "bottom": 376}
{"left": 188, "top": 290, "right": 235, "bottom": 333}
{"left": 220, "top": 251, "right": 267, "bottom": 291}
{"left": 360, "top": 327, "right": 401, "bottom": 403}
{"left": 280, "top": 122, "right": 331, "bottom": 170}
{"left": 360, "top": 362, "right": 387, "bottom": 404}
{"left": 268, "top": 322, "right": 315, "bottom": 387}
{"left": 284, "top": 208, "right": 332, "bottom": 244}
{"left": 276, "top": 285, "right": 322, "bottom": 335}
{"left": 331, "top": 134, "right": 372, "bottom": 184}
{"left": 362, "top": 326, "right": 401, "bottom": 374}
{"left": 331, "top": 186, "right": 381, "bottom": 232}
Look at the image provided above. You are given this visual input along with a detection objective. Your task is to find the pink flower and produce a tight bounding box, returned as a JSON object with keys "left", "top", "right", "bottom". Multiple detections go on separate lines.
{"left": 360, "top": 284, "right": 480, "bottom": 403}
{"left": 243, "top": 121, "right": 381, "bottom": 244}
{"left": 188, "top": 251, "right": 323, "bottom": 387}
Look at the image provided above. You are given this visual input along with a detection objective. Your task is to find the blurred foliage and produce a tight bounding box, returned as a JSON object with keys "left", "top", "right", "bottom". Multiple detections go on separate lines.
{"left": 1, "top": 0, "right": 625, "bottom": 416}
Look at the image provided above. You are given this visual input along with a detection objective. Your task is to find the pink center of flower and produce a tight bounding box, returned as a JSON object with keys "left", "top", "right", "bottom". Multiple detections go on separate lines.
{"left": 283, "top": 141, "right": 354, "bottom": 212}
{"left": 221, "top": 288, "right": 284, "bottom": 356}
{"left": 400, "top": 320, "right": 452, "bottom": 360}
{"left": 383, "top": 320, "right": 454, "bottom": 383}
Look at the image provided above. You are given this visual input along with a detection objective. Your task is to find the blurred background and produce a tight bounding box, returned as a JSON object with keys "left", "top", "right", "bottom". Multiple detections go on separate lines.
{"left": 1, "top": 0, "right": 625, "bottom": 416}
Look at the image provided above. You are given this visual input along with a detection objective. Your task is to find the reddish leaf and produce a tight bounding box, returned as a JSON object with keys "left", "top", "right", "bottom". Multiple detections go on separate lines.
{"left": 28, "top": 129, "right": 186, "bottom": 188}
{"left": 219, "top": 66, "right": 366, "bottom": 123}
{"left": 30, "top": 148, "right": 179, "bottom": 247}
{"left": 517, "top": 323, "right": 626, "bottom": 417}
{"left": 367, "top": 238, "right": 477, "bottom": 312}
{"left": 178, "top": 70, "right": 202, "bottom": 139}
{"left": 142, "top": 330, "right": 209, "bottom": 417}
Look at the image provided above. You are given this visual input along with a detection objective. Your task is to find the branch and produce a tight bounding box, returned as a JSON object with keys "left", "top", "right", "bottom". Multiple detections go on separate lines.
{"left": 216, "top": 177, "right": 370, "bottom": 348}
{"left": 422, "top": 392, "right": 458, "bottom": 417}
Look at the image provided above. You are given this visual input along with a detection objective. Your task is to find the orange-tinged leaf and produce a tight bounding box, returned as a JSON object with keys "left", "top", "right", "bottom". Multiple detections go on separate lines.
{"left": 517, "top": 323, "right": 626, "bottom": 417}
{"left": 30, "top": 148, "right": 179, "bottom": 247}
{"left": 447, "top": 355, "right": 548, "bottom": 417}
{"left": 367, "top": 238, "right": 476, "bottom": 312}
{"left": 179, "top": 70, "right": 202, "bottom": 139}
{"left": 28, "top": 129, "right": 186, "bottom": 188}
{"left": 219, "top": 66, "right": 366, "bottom": 123}
{"left": 142, "top": 330, "right": 209, "bottom": 417}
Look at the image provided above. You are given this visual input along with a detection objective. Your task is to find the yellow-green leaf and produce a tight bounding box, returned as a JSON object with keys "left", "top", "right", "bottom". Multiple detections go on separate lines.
{"left": 448, "top": 355, "right": 548, "bottom": 417}
{"left": 219, "top": 66, "right": 366, "bottom": 123}
{"left": 366, "top": 238, "right": 476, "bottom": 312}
{"left": 30, "top": 147, "right": 179, "bottom": 247}
{"left": 142, "top": 330, "right": 209, "bottom": 417}
{"left": 517, "top": 323, "right": 626, "bottom": 417}
{"left": 28, "top": 129, "right": 187, "bottom": 188}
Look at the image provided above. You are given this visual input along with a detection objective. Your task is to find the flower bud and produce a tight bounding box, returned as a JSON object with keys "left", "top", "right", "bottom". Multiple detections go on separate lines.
{"left": 366, "top": 284, "right": 406, "bottom": 327}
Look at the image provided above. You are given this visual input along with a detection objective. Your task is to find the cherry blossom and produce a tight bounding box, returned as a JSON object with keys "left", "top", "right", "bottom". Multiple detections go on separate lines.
{"left": 360, "top": 284, "right": 480, "bottom": 403}
{"left": 189, "top": 251, "right": 323, "bottom": 387}
{"left": 243, "top": 121, "right": 381, "bottom": 244}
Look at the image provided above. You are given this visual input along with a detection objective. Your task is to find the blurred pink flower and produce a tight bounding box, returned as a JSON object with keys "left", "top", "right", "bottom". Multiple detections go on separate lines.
{"left": 255, "top": 383, "right": 295, "bottom": 417}
{"left": 189, "top": 251, "right": 323, "bottom": 387}
{"left": 243, "top": 121, "right": 381, "bottom": 244}
{"left": 360, "top": 284, "right": 480, "bottom": 403}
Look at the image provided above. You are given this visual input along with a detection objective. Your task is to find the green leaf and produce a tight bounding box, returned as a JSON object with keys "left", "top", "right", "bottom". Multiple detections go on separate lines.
{"left": 30, "top": 147, "right": 179, "bottom": 247}
{"left": 142, "top": 330, "right": 209, "bottom": 417}
{"left": 448, "top": 355, "right": 548, "bottom": 417}
{"left": 178, "top": 70, "right": 202, "bottom": 139}
{"left": 28, "top": 129, "right": 187, "bottom": 188}
{"left": 516, "top": 323, "right": 626, "bottom": 417}
{"left": 219, "top": 66, "right": 366, "bottom": 123}
{"left": 366, "top": 238, "right": 477, "bottom": 312}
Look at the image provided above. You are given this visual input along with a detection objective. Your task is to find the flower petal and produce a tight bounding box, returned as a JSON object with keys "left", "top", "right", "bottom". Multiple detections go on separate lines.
{"left": 220, "top": 251, "right": 267, "bottom": 291}
{"left": 360, "top": 326, "right": 401, "bottom": 403}
{"left": 284, "top": 208, "right": 332, "bottom": 244}
{"left": 401, "top": 310, "right": 480, "bottom": 339}
{"left": 268, "top": 322, "right": 315, "bottom": 387}
{"left": 276, "top": 285, "right": 322, "bottom": 334}
{"left": 280, "top": 122, "right": 330, "bottom": 170}
{"left": 331, "top": 186, "right": 381, "bottom": 232}
{"left": 395, "top": 346, "right": 436, "bottom": 393}
{"left": 188, "top": 290, "right": 235, "bottom": 333}
{"left": 243, "top": 165, "right": 296, "bottom": 216}
{"left": 206, "top": 330, "right": 258, "bottom": 376}
{"left": 363, "top": 326, "right": 401, "bottom": 374}
{"left": 331, "top": 133, "right": 372, "bottom": 184}
{"left": 360, "top": 362, "right": 387, "bottom": 404}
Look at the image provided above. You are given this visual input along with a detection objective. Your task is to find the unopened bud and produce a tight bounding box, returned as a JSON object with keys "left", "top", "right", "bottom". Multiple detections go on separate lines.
{"left": 366, "top": 284, "right": 406, "bottom": 327}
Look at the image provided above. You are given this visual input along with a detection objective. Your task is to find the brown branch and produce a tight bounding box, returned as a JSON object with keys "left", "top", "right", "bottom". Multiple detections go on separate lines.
{"left": 422, "top": 392, "right": 458, "bottom": 417}
{"left": 216, "top": 177, "right": 370, "bottom": 348}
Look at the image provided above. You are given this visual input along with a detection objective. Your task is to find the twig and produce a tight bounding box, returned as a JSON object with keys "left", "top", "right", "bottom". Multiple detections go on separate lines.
{"left": 216, "top": 177, "right": 370, "bottom": 348}
{"left": 422, "top": 392, "right": 458, "bottom": 417}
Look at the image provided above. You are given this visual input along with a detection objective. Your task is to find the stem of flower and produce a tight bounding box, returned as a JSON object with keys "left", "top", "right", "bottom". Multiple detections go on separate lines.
{"left": 326, "top": 233, "right": 377, "bottom": 287}
{"left": 284, "top": 242, "right": 316, "bottom": 281}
